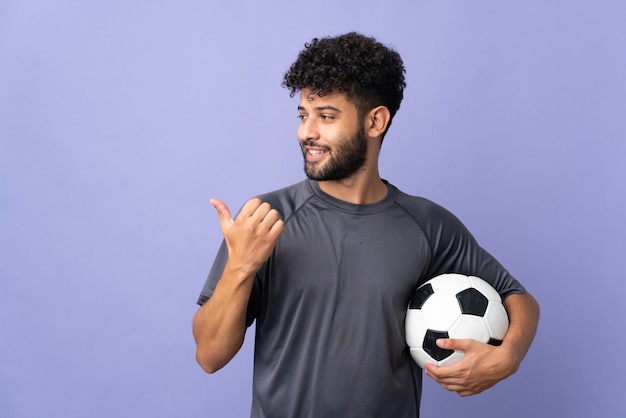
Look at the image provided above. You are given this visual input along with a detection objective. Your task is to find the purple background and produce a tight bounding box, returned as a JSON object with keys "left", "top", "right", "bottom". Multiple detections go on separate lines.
{"left": 1, "top": 1, "right": 625, "bottom": 417}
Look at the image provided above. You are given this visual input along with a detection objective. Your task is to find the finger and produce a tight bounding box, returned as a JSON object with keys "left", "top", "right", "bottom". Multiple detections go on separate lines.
{"left": 246, "top": 201, "right": 284, "bottom": 230}
{"left": 259, "top": 207, "right": 281, "bottom": 228}
{"left": 424, "top": 362, "right": 454, "bottom": 380}
{"left": 437, "top": 378, "right": 480, "bottom": 397}
{"left": 238, "top": 197, "right": 263, "bottom": 218}
{"left": 255, "top": 207, "right": 285, "bottom": 241}
{"left": 424, "top": 358, "right": 469, "bottom": 382}
{"left": 269, "top": 217, "right": 285, "bottom": 237}
{"left": 210, "top": 198, "right": 234, "bottom": 228}
{"left": 423, "top": 363, "right": 438, "bottom": 378}
{"left": 250, "top": 201, "right": 274, "bottom": 223}
{"left": 437, "top": 338, "right": 472, "bottom": 351}
{"left": 425, "top": 366, "right": 467, "bottom": 395}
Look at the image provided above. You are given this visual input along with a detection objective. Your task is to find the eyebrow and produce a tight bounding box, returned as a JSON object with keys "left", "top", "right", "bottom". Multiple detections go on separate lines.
{"left": 297, "top": 105, "right": 342, "bottom": 113}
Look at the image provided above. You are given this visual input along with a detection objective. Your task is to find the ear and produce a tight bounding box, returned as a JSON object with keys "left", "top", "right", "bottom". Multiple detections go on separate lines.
{"left": 365, "top": 106, "right": 391, "bottom": 139}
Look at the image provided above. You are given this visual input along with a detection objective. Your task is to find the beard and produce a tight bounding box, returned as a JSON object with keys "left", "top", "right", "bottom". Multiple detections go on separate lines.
{"left": 300, "top": 125, "right": 368, "bottom": 181}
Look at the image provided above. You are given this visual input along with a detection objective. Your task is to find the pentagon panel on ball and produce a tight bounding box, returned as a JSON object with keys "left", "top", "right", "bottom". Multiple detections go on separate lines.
{"left": 405, "top": 273, "right": 509, "bottom": 368}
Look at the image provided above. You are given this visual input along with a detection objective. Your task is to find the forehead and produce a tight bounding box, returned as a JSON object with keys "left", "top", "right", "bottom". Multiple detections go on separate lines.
{"left": 298, "top": 88, "right": 355, "bottom": 111}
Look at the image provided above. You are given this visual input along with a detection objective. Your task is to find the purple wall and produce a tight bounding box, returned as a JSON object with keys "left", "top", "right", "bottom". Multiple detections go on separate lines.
{"left": 1, "top": 1, "right": 624, "bottom": 417}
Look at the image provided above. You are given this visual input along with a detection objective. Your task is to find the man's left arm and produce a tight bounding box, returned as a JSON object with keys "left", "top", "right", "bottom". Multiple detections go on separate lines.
{"left": 424, "top": 291, "right": 540, "bottom": 397}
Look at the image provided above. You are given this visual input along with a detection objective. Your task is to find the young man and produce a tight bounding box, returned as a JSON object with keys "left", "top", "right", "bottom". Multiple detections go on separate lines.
{"left": 193, "top": 32, "right": 540, "bottom": 417}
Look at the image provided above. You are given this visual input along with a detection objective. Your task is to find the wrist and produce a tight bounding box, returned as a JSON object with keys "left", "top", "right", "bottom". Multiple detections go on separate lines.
{"left": 223, "top": 261, "right": 258, "bottom": 285}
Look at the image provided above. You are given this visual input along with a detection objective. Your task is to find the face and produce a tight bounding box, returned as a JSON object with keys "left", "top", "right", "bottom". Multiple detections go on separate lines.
{"left": 297, "top": 89, "right": 368, "bottom": 181}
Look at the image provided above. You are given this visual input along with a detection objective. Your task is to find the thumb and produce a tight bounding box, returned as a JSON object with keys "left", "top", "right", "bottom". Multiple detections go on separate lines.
{"left": 437, "top": 337, "right": 472, "bottom": 351}
{"left": 209, "top": 198, "right": 234, "bottom": 229}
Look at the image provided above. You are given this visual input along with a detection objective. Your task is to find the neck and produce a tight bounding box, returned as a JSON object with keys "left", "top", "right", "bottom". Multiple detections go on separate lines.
{"left": 317, "top": 170, "right": 388, "bottom": 204}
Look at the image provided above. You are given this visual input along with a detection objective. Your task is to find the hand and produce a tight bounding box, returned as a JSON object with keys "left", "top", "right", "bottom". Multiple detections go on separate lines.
{"left": 210, "top": 197, "right": 285, "bottom": 277}
{"left": 423, "top": 338, "right": 518, "bottom": 397}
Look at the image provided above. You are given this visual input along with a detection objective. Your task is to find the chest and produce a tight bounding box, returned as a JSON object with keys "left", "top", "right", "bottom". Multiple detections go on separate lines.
{"left": 267, "top": 206, "right": 430, "bottom": 307}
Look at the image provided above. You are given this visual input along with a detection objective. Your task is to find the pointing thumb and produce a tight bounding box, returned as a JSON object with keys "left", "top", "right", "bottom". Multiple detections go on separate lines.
{"left": 210, "top": 198, "right": 234, "bottom": 229}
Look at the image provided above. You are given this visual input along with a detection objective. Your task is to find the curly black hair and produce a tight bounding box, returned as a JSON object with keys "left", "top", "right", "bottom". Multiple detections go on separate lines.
{"left": 283, "top": 32, "right": 406, "bottom": 135}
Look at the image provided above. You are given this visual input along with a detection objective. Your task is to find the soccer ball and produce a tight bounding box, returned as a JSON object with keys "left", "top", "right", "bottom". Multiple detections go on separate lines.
{"left": 405, "top": 273, "right": 509, "bottom": 368}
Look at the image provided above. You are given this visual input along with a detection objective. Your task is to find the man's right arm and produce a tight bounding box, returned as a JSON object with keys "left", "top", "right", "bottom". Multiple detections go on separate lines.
{"left": 193, "top": 198, "right": 284, "bottom": 373}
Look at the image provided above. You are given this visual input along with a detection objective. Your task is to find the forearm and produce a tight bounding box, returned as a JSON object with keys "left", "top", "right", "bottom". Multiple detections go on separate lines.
{"left": 194, "top": 197, "right": 283, "bottom": 373}
{"left": 501, "top": 291, "right": 540, "bottom": 374}
{"left": 193, "top": 264, "right": 255, "bottom": 373}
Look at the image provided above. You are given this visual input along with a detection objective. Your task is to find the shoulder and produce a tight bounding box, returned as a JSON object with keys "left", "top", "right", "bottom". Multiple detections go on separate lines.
{"left": 392, "top": 185, "right": 457, "bottom": 222}
{"left": 389, "top": 185, "right": 472, "bottom": 244}
{"left": 256, "top": 180, "right": 314, "bottom": 220}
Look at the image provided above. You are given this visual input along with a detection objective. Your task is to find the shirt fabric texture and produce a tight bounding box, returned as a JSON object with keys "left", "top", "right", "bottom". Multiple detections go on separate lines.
{"left": 197, "top": 179, "right": 525, "bottom": 418}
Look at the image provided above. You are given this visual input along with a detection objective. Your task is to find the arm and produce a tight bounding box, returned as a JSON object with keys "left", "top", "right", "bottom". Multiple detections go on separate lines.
{"left": 193, "top": 198, "right": 284, "bottom": 373}
{"left": 424, "top": 291, "right": 540, "bottom": 396}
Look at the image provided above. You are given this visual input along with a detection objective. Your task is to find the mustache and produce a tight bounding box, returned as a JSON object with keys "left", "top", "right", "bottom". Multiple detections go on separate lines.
{"left": 300, "top": 140, "right": 330, "bottom": 150}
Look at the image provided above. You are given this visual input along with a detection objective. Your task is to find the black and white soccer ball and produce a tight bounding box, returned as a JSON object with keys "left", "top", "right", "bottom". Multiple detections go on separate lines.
{"left": 405, "top": 273, "right": 509, "bottom": 368}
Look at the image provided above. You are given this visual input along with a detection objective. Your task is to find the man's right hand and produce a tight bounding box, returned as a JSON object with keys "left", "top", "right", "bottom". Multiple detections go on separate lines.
{"left": 210, "top": 197, "right": 285, "bottom": 278}
{"left": 193, "top": 198, "right": 284, "bottom": 373}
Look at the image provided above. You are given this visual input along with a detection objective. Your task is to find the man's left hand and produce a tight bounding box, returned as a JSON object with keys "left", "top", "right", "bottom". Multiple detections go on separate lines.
{"left": 423, "top": 338, "right": 518, "bottom": 397}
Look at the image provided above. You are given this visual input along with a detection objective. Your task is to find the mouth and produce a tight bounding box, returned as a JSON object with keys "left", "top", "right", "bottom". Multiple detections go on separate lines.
{"left": 308, "top": 148, "right": 326, "bottom": 156}
{"left": 302, "top": 143, "right": 329, "bottom": 162}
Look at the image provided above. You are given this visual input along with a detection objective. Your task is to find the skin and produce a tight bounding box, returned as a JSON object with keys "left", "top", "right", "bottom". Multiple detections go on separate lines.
{"left": 298, "top": 90, "right": 368, "bottom": 183}
{"left": 192, "top": 197, "right": 284, "bottom": 373}
{"left": 296, "top": 88, "right": 390, "bottom": 204}
{"left": 193, "top": 88, "right": 540, "bottom": 396}
{"left": 425, "top": 292, "right": 540, "bottom": 396}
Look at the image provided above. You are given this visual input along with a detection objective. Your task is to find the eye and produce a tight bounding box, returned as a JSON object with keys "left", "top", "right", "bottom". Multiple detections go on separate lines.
{"left": 297, "top": 114, "right": 308, "bottom": 121}
{"left": 321, "top": 114, "right": 335, "bottom": 121}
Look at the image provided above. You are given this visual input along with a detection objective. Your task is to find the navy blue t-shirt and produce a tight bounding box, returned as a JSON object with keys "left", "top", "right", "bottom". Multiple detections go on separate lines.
{"left": 198, "top": 179, "right": 525, "bottom": 418}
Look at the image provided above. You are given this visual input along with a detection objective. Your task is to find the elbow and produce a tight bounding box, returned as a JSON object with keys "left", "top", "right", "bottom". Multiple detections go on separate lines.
{"left": 198, "top": 362, "right": 221, "bottom": 375}
{"left": 195, "top": 349, "right": 225, "bottom": 374}
{"left": 195, "top": 338, "right": 242, "bottom": 374}
{"left": 192, "top": 312, "right": 246, "bottom": 374}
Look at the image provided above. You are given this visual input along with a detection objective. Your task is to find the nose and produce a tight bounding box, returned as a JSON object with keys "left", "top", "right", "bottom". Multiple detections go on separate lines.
{"left": 298, "top": 117, "right": 320, "bottom": 141}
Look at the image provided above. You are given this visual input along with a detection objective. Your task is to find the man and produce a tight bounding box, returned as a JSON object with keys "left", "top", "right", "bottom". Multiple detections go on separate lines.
{"left": 193, "top": 32, "right": 540, "bottom": 417}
